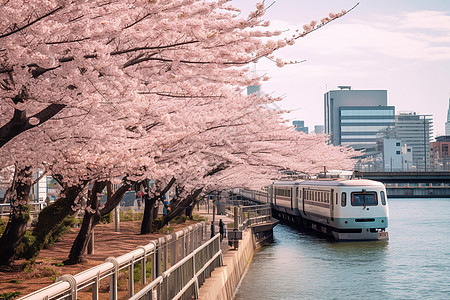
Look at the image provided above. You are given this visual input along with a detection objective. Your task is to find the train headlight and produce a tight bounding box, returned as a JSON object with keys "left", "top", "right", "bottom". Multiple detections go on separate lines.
{"left": 381, "top": 220, "right": 384, "bottom": 223}
{"left": 345, "top": 221, "right": 348, "bottom": 224}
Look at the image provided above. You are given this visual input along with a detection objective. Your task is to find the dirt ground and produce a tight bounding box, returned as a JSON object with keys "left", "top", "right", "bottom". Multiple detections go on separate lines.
{"left": 0, "top": 220, "right": 200, "bottom": 298}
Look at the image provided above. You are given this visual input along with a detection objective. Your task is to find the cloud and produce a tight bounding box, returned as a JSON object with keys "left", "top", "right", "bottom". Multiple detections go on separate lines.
{"left": 269, "top": 10, "right": 450, "bottom": 62}
{"left": 396, "top": 10, "right": 450, "bottom": 31}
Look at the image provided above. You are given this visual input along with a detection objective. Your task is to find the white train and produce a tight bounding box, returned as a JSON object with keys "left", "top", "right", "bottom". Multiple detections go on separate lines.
{"left": 240, "top": 179, "right": 389, "bottom": 241}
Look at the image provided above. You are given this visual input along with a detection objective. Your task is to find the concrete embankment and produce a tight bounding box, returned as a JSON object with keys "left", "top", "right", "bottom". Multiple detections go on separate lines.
{"left": 197, "top": 229, "right": 256, "bottom": 300}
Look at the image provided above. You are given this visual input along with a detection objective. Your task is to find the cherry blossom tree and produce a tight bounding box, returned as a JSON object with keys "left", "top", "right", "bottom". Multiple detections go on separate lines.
{"left": 0, "top": 0, "right": 354, "bottom": 265}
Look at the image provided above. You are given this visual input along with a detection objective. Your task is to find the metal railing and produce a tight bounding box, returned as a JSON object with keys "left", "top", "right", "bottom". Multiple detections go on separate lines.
{"left": 239, "top": 204, "right": 272, "bottom": 229}
{"left": 0, "top": 202, "right": 47, "bottom": 217}
{"left": 130, "top": 233, "right": 222, "bottom": 300}
{"left": 20, "top": 222, "right": 222, "bottom": 300}
{"left": 225, "top": 201, "right": 272, "bottom": 231}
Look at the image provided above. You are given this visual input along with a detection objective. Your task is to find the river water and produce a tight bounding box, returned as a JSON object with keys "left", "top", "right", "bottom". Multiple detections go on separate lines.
{"left": 235, "top": 198, "right": 450, "bottom": 300}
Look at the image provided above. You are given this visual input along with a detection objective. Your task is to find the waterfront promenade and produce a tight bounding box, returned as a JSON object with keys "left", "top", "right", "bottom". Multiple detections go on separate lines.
{"left": 0, "top": 205, "right": 234, "bottom": 298}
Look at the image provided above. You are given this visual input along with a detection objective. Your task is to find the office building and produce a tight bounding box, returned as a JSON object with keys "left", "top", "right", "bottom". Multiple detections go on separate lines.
{"left": 247, "top": 85, "right": 261, "bottom": 95}
{"left": 395, "top": 112, "right": 433, "bottom": 171}
{"left": 293, "top": 120, "right": 308, "bottom": 134}
{"left": 379, "top": 138, "right": 412, "bottom": 171}
{"left": 314, "top": 125, "right": 324, "bottom": 134}
{"left": 324, "top": 86, "right": 395, "bottom": 149}
{"left": 430, "top": 136, "right": 450, "bottom": 171}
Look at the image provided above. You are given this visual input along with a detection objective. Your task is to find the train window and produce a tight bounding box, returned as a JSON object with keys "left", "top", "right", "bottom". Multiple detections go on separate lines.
{"left": 380, "top": 191, "right": 386, "bottom": 205}
{"left": 341, "top": 192, "right": 346, "bottom": 207}
{"left": 351, "top": 192, "right": 378, "bottom": 206}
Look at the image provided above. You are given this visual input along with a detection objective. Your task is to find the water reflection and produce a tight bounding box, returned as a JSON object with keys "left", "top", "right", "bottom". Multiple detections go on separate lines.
{"left": 236, "top": 199, "right": 450, "bottom": 300}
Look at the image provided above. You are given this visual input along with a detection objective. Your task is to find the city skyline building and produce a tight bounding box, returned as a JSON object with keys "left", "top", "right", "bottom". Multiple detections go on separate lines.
{"left": 446, "top": 98, "right": 450, "bottom": 136}
{"left": 314, "top": 125, "right": 324, "bottom": 134}
{"left": 324, "top": 86, "right": 395, "bottom": 150}
{"left": 395, "top": 112, "right": 433, "bottom": 171}
{"left": 293, "top": 120, "right": 309, "bottom": 134}
{"left": 430, "top": 135, "right": 450, "bottom": 171}
{"left": 379, "top": 138, "right": 413, "bottom": 171}
{"left": 247, "top": 85, "right": 261, "bottom": 95}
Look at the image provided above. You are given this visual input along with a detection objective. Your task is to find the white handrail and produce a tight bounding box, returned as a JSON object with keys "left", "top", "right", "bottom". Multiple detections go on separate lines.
{"left": 20, "top": 221, "right": 207, "bottom": 300}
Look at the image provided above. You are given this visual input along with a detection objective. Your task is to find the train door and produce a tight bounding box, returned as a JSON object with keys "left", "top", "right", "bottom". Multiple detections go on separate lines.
{"left": 291, "top": 187, "right": 295, "bottom": 210}
{"left": 302, "top": 188, "right": 306, "bottom": 213}
{"left": 274, "top": 186, "right": 277, "bottom": 206}
{"left": 330, "top": 189, "right": 334, "bottom": 220}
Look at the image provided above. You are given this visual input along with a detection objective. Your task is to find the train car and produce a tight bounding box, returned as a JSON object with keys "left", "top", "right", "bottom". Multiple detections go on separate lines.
{"left": 240, "top": 179, "right": 389, "bottom": 241}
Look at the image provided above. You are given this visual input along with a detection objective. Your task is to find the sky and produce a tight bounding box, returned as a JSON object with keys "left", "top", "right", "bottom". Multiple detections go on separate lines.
{"left": 231, "top": 0, "right": 450, "bottom": 138}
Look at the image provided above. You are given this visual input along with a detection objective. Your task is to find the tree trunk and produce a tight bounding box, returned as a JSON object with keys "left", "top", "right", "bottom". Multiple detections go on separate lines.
{"left": 155, "top": 189, "right": 202, "bottom": 232}
{"left": 140, "top": 195, "right": 157, "bottom": 234}
{"left": 0, "top": 167, "right": 32, "bottom": 265}
{"left": 23, "top": 183, "right": 85, "bottom": 260}
{"left": 64, "top": 181, "right": 105, "bottom": 265}
{"left": 64, "top": 183, "right": 130, "bottom": 264}
{"left": 185, "top": 202, "right": 195, "bottom": 219}
{"left": 152, "top": 202, "right": 159, "bottom": 220}
{"left": 185, "top": 196, "right": 200, "bottom": 219}
{"left": 140, "top": 178, "right": 176, "bottom": 234}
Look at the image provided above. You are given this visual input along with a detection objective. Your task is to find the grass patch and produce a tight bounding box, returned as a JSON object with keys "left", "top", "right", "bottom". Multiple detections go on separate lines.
{"left": 172, "top": 215, "right": 189, "bottom": 224}
{"left": 120, "top": 210, "right": 144, "bottom": 222}
{"left": 133, "top": 261, "right": 152, "bottom": 283}
{"left": 158, "top": 226, "right": 174, "bottom": 234}
{"left": 34, "top": 266, "right": 58, "bottom": 278}
{"left": 8, "top": 279, "right": 23, "bottom": 284}
{"left": 0, "top": 217, "right": 7, "bottom": 236}
{"left": 192, "top": 214, "right": 207, "bottom": 222}
{"left": 0, "top": 291, "right": 21, "bottom": 299}
{"left": 99, "top": 212, "right": 112, "bottom": 224}
{"left": 18, "top": 215, "right": 77, "bottom": 260}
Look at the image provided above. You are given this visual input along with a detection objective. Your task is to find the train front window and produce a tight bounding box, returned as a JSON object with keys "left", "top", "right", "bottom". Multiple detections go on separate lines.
{"left": 351, "top": 192, "right": 378, "bottom": 206}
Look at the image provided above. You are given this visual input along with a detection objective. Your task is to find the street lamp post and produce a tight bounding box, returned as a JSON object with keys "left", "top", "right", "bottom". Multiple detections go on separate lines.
{"left": 423, "top": 116, "right": 427, "bottom": 172}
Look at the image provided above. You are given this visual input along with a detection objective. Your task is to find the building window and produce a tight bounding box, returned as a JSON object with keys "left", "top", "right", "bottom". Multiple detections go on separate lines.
{"left": 396, "top": 142, "right": 400, "bottom": 146}
{"left": 396, "top": 151, "right": 401, "bottom": 155}
{"left": 407, "top": 149, "right": 411, "bottom": 152}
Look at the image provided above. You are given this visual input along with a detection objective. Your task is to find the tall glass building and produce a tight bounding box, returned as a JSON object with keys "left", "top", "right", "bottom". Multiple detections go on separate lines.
{"left": 395, "top": 112, "right": 433, "bottom": 171}
{"left": 324, "top": 86, "right": 395, "bottom": 150}
{"left": 340, "top": 106, "right": 395, "bottom": 148}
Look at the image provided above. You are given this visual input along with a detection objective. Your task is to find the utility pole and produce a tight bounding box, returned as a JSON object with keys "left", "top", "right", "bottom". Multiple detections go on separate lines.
{"left": 423, "top": 116, "right": 427, "bottom": 172}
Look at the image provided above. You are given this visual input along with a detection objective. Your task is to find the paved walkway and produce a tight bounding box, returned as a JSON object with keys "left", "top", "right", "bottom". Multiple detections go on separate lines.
{"left": 194, "top": 203, "right": 235, "bottom": 253}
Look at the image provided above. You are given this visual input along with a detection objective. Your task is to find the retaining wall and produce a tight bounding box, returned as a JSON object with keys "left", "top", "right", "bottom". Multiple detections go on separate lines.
{"left": 387, "top": 187, "right": 450, "bottom": 198}
{"left": 197, "top": 229, "right": 256, "bottom": 300}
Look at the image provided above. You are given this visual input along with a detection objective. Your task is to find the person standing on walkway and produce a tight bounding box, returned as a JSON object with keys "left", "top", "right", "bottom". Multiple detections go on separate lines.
{"left": 219, "top": 219, "right": 225, "bottom": 242}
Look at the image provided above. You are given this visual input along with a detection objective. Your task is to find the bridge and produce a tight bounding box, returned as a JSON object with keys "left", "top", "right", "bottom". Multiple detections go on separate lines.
{"left": 354, "top": 171, "right": 450, "bottom": 198}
